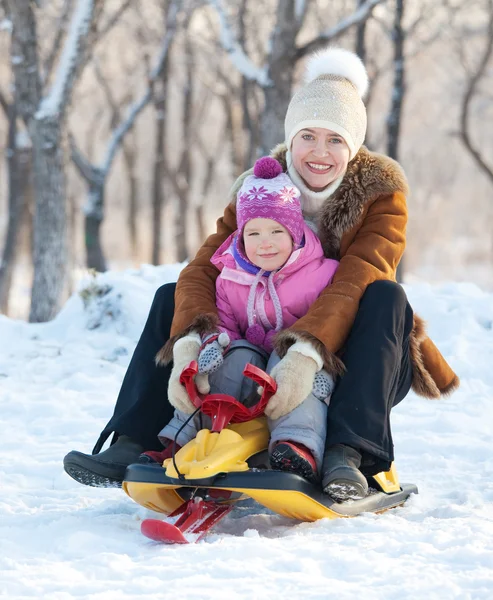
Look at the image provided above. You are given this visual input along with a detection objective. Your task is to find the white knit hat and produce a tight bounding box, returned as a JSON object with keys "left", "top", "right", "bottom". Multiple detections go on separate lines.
{"left": 284, "top": 47, "right": 368, "bottom": 160}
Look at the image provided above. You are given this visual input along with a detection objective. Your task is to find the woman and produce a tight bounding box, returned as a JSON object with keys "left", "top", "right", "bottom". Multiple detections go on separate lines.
{"left": 64, "top": 47, "right": 459, "bottom": 499}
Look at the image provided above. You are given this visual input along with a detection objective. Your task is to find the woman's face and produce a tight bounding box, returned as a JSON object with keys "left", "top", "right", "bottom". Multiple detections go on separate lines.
{"left": 291, "top": 128, "right": 350, "bottom": 191}
{"left": 243, "top": 218, "right": 293, "bottom": 271}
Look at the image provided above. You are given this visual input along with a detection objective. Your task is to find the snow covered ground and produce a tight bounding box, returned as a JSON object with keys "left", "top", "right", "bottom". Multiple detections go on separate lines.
{"left": 1, "top": 265, "right": 492, "bottom": 600}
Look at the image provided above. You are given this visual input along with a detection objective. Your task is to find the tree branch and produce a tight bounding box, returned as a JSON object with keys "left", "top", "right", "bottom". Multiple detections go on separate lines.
{"left": 206, "top": 0, "right": 271, "bottom": 86}
{"left": 295, "top": 0, "right": 387, "bottom": 59}
{"left": 68, "top": 132, "right": 102, "bottom": 183}
{"left": 42, "top": 0, "right": 74, "bottom": 86}
{"left": 0, "top": 88, "right": 9, "bottom": 116}
{"left": 36, "top": 0, "right": 103, "bottom": 120}
{"left": 102, "top": 0, "right": 180, "bottom": 173}
{"left": 6, "top": 0, "right": 42, "bottom": 125}
{"left": 98, "top": 0, "right": 133, "bottom": 38}
{"left": 459, "top": 0, "right": 493, "bottom": 185}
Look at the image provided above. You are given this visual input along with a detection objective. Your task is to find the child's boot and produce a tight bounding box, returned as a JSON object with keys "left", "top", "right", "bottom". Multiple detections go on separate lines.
{"left": 270, "top": 441, "right": 318, "bottom": 483}
{"left": 138, "top": 440, "right": 182, "bottom": 464}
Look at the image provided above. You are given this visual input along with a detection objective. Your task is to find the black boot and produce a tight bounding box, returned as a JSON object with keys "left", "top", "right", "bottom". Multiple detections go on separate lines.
{"left": 63, "top": 435, "right": 144, "bottom": 488}
{"left": 322, "top": 444, "right": 369, "bottom": 501}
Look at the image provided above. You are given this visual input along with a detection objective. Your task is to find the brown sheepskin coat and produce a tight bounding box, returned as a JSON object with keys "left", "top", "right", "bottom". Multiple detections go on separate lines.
{"left": 168, "top": 144, "right": 459, "bottom": 399}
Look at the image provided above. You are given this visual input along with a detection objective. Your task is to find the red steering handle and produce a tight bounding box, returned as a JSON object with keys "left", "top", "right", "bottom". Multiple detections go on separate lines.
{"left": 179, "top": 361, "right": 277, "bottom": 432}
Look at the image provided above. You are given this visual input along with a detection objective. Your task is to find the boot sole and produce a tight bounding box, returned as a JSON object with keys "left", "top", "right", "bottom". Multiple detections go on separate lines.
{"left": 63, "top": 452, "right": 125, "bottom": 488}
{"left": 64, "top": 463, "right": 122, "bottom": 488}
{"left": 270, "top": 445, "right": 318, "bottom": 483}
{"left": 323, "top": 480, "right": 367, "bottom": 502}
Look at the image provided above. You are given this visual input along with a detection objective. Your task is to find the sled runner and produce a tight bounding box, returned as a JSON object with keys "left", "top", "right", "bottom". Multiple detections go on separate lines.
{"left": 123, "top": 362, "right": 417, "bottom": 544}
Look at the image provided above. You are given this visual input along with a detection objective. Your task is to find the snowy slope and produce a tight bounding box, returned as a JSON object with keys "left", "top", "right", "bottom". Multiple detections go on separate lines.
{"left": 1, "top": 266, "right": 492, "bottom": 600}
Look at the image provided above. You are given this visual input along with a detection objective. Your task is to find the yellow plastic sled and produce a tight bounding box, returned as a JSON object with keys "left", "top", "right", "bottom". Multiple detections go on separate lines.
{"left": 123, "top": 362, "right": 417, "bottom": 543}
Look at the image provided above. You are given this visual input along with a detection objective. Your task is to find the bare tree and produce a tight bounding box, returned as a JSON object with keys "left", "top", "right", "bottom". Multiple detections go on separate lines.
{"left": 387, "top": 0, "right": 405, "bottom": 161}
{"left": 150, "top": 71, "right": 169, "bottom": 265}
{"left": 69, "top": 0, "right": 180, "bottom": 271}
{"left": 458, "top": 0, "right": 493, "bottom": 186}
{"left": 0, "top": 98, "right": 32, "bottom": 314}
{"left": 386, "top": 0, "right": 406, "bottom": 281}
{"left": 174, "top": 28, "right": 194, "bottom": 262}
{"left": 356, "top": 0, "right": 369, "bottom": 62}
{"left": 92, "top": 64, "right": 139, "bottom": 259}
{"left": 7, "top": 0, "right": 103, "bottom": 322}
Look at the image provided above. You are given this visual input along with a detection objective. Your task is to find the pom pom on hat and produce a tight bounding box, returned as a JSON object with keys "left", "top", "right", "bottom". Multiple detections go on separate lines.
{"left": 305, "top": 47, "right": 368, "bottom": 98}
{"left": 253, "top": 157, "right": 283, "bottom": 179}
{"left": 236, "top": 156, "right": 304, "bottom": 247}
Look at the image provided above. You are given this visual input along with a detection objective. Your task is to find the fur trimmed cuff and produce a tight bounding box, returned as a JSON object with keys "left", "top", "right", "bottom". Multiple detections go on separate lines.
{"left": 155, "top": 313, "right": 219, "bottom": 366}
{"left": 274, "top": 329, "right": 346, "bottom": 378}
{"left": 287, "top": 341, "right": 324, "bottom": 371}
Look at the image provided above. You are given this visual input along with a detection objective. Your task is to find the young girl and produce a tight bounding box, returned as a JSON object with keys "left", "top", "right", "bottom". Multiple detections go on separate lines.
{"left": 152, "top": 157, "right": 339, "bottom": 482}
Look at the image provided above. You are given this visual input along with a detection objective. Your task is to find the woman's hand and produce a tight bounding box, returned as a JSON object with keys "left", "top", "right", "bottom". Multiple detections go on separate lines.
{"left": 265, "top": 348, "right": 319, "bottom": 421}
{"left": 167, "top": 334, "right": 210, "bottom": 414}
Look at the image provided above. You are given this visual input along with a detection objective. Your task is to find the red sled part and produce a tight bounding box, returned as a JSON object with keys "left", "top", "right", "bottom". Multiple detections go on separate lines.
{"left": 179, "top": 361, "right": 277, "bottom": 432}
{"left": 141, "top": 497, "right": 233, "bottom": 544}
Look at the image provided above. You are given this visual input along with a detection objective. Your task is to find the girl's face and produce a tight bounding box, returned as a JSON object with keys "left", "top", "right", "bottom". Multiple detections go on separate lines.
{"left": 291, "top": 127, "right": 350, "bottom": 191}
{"left": 243, "top": 218, "right": 293, "bottom": 271}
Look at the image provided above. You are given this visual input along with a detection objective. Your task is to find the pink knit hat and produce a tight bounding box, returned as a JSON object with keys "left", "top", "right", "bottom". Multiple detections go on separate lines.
{"left": 237, "top": 157, "right": 304, "bottom": 247}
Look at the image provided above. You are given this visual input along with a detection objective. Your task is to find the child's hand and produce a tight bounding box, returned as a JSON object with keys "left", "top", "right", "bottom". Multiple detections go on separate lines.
{"left": 265, "top": 349, "right": 318, "bottom": 420}
{"left": 312, "top": 370, "right": 335, "bottom": 402}
{"left": 197, "top": 332, "right": 231, "bottom": 374}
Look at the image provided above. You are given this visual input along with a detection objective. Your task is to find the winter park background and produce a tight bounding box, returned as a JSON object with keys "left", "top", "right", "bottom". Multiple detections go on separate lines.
{"left": 1, "top": 1, "right": 493, "bottom": 599}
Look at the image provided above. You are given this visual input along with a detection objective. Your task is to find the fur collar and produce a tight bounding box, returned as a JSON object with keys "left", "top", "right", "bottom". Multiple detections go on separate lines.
{"left": 271, "top": 143, "right": 410, "bottom": 259}
{"left": 230, "top": 144, "right": 409, "bottom": 260}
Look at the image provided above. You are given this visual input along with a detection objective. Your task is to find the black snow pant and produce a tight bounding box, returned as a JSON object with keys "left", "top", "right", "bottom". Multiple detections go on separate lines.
{"left": 324, "top": 280, "right": 414, "bottom": 476}
{"left": 93, "top": 283, "right": 178, "bottom": 453}
{"left": 93, "top": 280, "right": 414, "bottom": 474}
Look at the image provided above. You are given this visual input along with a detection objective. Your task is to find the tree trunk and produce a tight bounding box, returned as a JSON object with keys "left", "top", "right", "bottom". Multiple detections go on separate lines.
{"left": 174, "top": 34, "right": 193, "bottom": 263}
{"left": 29, "top": 116, "right": 68, "bottom": 322}
{"left": 151, "top": 76, "right": 168, "bottom": 265}
{"left": 386, "top": 0, "right": 406, "bottom": 283}
{"left": 238, "top": 0, "right": 260, "bottom": 170}
{"left": 0, "top": 106, "right": 32, "bottom": 314}
{"left": 123, "top": 142, "right": 139, "bottom": 262}
{"left": 355, "top": 0, "right": 368, "bottom": 63}
{"left": 13, "top": 0, "right": 103, "bottom": 322}
{"left": 84, "top": 181, "right": 107, "bottom": 272}
{"left": 260, "top": 1, "right": 300, "bottom": 154}
{"left": 196, "top": 205, "right": 206, "bottom": 245}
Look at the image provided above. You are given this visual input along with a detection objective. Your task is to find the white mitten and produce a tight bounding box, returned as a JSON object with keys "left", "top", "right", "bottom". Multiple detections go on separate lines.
{"left": 265, "top": 345, "right": 321, "bottom": 421}
{"left": 167, "top": 333, "right": 210, "bottom": 414}
{"left": 197, "top": 332, "right": 231, "bottom": 374}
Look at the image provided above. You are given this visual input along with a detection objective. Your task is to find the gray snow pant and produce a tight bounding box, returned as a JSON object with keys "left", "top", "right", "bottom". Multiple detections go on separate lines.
{"left": 158, "top": 340, "right": 330, "bottom": 471}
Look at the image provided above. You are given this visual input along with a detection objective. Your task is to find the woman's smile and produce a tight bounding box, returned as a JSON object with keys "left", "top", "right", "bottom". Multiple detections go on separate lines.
{"left": 306, "top": 162, "right": 332, "bottom": 174}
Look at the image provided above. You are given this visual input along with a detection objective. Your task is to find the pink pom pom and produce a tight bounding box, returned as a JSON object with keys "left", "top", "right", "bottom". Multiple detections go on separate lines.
{"left": 253, "top": 157, "right": 283, "bottom": 179}
{"left": 264, "top": 330, "right": 276, "bottom": 353}
{"left": 246, "top": 324, "right": 265, "bottom": 347}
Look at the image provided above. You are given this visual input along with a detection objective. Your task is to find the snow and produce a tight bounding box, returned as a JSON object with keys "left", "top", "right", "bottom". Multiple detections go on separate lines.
{"left": 1, "top": 265, "right": 493, "bottom": 599}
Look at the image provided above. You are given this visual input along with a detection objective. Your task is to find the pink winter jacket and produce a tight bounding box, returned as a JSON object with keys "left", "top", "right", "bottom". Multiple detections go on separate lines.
{"left": 211, "top": 224, "right": 339, "bottom": 351}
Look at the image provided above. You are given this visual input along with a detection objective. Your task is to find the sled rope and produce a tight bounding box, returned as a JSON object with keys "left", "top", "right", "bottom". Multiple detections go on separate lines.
{"left": 171, "top": 406, "right": 202, "bottom": 480}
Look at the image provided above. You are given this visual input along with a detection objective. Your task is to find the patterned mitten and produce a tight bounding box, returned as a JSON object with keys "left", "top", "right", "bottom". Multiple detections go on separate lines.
{"left": 312, "top": 370, "right": 335, "bottom": 402}
{"left": 197, "top": 332, "right": 231, "bottom": 374}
